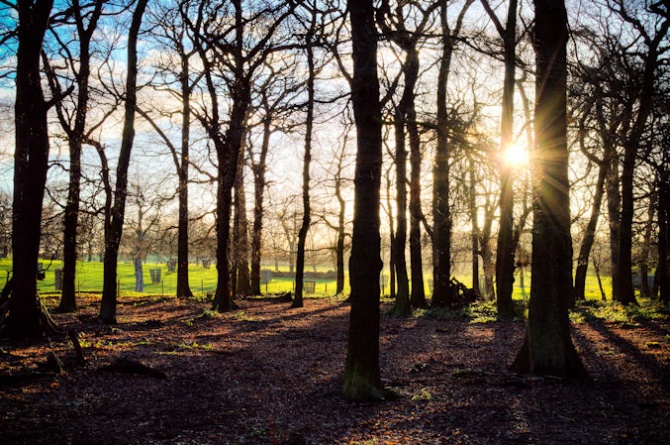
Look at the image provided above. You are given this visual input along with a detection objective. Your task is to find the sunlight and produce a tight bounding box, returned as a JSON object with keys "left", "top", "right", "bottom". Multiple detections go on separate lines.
{"left": 503, "top": 142, "right": 529, "bottom": 167}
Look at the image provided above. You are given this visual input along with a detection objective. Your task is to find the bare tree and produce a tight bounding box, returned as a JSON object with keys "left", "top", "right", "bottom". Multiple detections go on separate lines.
{"left": 42, "top": 0, "right": 107, "bottom": 313}
{"left": 4, "top": 0, "right": 60, "bottom": 338}
{"left": 186, "top": 0, "right": 301, "bottom": 312}
{"left": 613, "top": 1, "right": 668, "bottom": 305}
{"left": 99, "top": 0, "right": 149, "bottom": 324}
{"left": 293, "top": 3, "right": 320, "bottom": 309}
{"left": 377, "top": 0, "right": 442, "bottom": 313}
{"left": 512, "top": 0, "right": 587, "bottom": 378}
{"left": 431, "top": 0, "right": 474, "bottom": 307}
{"left": 343, "top": 0, "right": 388, "bottom": 401}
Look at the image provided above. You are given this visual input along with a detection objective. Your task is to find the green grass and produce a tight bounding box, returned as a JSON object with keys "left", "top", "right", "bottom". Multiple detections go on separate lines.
{"left": 570, "top": 298, "right": 670, "bottom": 324}
{"left": 0, "top": 258, "right": 347, "bottom": 298}
{"left": 0, "top": 257, "right": 619, "bottom": 305}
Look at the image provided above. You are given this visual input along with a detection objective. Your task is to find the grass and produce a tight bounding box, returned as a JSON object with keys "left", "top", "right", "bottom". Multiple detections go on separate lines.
{"left": 571, "top": 298, "right": 670, "bottom": 324}
{"left": 0, "top": 257, "right": 347, "bottom": 298}
{"left": 0, "top": 256, "right": 651, "bottom": 326}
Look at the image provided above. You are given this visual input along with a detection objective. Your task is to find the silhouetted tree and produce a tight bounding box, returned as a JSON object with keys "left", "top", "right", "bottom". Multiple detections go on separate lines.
{"left": 99, "top": 0, "right": 149, "bottom": 324}
{"left": 343, "top": 0, "right": 387, "bottom": 401}
{"left": 511, "top": 0, "right": 587, "bottom": 378}
{"left": 5, "top": 0, "right": 59, "bottom": 338}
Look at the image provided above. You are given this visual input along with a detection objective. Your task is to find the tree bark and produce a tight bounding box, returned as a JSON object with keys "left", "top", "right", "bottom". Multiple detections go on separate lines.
{"left": 573, "top": 162, "right": 607, "bottom": 303}
{"left": 392, "top": 109, "right": 411, "bottom": 314}
{"left": 56, "top": 0, "right": 105, "bottom": 313}
{"left": 293, "top": 28, "right": 316, "bottom": 309}
{"left": 431, "top": 0, "right": 456, "bottom": 307}
{"left": 512, "top": 0, "right": 587, "bottom": 378}
{"left": 176, "top": 34, "right": 193, "bottom": 299}
{"left": 407, "top": 59, "right": 427, "bottom": 309}
{"left": 233, "top": 142, "right": 251, "bottom": 297}
{"left": 250, "top": 117, "right": 270, "bottom": 296}
{"left": 212, "top": 88, "right": 248, "bottom": 312}
{"left": 6, "top": 0, "right": 55, "bottom": 339}
{"left": 343, "top": 0, "right": 386, "bottom": 401}
{"left": 493, "top": 0, "right": 518, "bottom": 319}
{"left": 658, "top": 157, "right": 670, "bottom": 304}
{"left": 333, "top": 141, "right": 348, "bottom": 295}
{"left": 639, "top": 191, "right": 655, "bottom": 299}
{"left": 605, "top": 149, "right": 621, "bottom": 303}
{"left": 99, "top": 0, "right": 149, "bottom": 324}
{"left": 614, "top": 8, "right": 668, "bottom": 305}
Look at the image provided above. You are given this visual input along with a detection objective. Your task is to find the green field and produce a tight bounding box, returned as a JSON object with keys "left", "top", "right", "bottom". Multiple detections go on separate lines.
{"left": 0, "top": 258, "right": 345, "bottom": 298}
{"left": 0, "top": 257, "right": 613, "bottom": 300}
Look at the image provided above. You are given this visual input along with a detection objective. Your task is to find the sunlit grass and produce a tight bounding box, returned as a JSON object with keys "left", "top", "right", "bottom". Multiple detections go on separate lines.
{"left": 0, "top": 257, "right": 348, "bottom": 298}
{"left": 0, "top": 257, "right": 630, "bottom": 308}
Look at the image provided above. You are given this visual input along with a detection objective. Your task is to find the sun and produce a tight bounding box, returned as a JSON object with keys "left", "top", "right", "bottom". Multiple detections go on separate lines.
{"left": 503, "top": 142, "right": 529, "bottom": 166}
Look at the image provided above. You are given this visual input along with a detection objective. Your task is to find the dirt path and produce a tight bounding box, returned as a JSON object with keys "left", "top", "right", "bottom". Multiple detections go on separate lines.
{"left": 1, "top": 297, "right": 669, "bottom": 444}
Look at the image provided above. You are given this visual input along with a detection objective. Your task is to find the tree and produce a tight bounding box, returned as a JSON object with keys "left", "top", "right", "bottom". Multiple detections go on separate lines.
{"left": 479, "top": 0, "right": 519, "bottom": 318}
{"left": 4, "top": 0, "right": 58, "bottom": 338}
{"left": 247, "top": 71, "right": 301, "bottom": 295}
{"left": 232, "top": 141, "right": 251, "bottom": 296}
{"left": 125, "top": 181, "right": 166, "bottom": 293}
{"left": 343, "top": 0, "right": 388, "bottom": 401}
{"left": 511, "top": 0, "right": 587, "bottom": 378}
{"left": 319, "top": 123, "right": 353, "bottom": 296}
{"left": 377, "top": 0, "right": 440, "bottom": 313}
{"left": 293, "top": 4, "right": 320, "bottom": 309}
{"left": 658, "top": 130, "right": 670, "bottom": 304}
{"left": 43, "top": 0, "right": 106, "bottom": 313}
{"left": 141, "top": 0, "right": 202, "bottom": 298}
{"left": 609, "top": 0, "right": 669, "bottom": 305}
{"left": 99, "top": 0, "right": 149, "bottom": 324}
{"left": 431, "top": 0, "right": 474, "bottom": 307}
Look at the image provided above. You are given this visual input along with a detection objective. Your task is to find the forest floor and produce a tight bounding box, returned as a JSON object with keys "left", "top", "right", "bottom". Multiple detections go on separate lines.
{"left": 1, "top": 295, "right": 669, "bottom": 445}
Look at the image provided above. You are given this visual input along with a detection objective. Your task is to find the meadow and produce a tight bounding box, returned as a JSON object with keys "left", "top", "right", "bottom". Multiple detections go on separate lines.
{"left": 0, "top": 257, "right": 612, "bottom": 301}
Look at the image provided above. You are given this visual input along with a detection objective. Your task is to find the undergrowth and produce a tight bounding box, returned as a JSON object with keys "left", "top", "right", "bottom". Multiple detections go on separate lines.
{"left": 571, "top": 299, "right": 670, "bottom": 324}
{"left": 421, "top": 300, "right": 525, "bottom": 323}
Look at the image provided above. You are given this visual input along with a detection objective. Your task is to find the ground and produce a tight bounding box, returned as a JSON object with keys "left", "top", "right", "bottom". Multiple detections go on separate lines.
{"left": 1, "top": 296, "right": 669, "bottom": 445}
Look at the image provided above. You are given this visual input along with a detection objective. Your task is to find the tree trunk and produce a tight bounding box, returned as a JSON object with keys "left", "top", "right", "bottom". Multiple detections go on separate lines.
{"left": 233, "top": 143, "right": 250, "bottom": 297}
{"left": 343, "top": 0, "right": 386, "bottom": 401}
{"left": 99, "top": 0, "right": 149, "bottom": 324}
{"left": 594, "top": 258, "right": 607, "bottom": 301}
{"left": 512, "top": 0, "right": 587, "bottom": 378}
{"left": 212, "top": 89, "right": 248, "bottom": 312}
{"left": 60, "top": 137, "right": 82, "bottom": 313}
{"left": 481, "top": 235, "right": 495, "bottom": 300}
{"left": 133, "top": 255, "right": 144, "bottom": 293}
{"left": 467, "top": 156, "right": 481, "bottom": 297}
{"left": 335, "top": 170, "right": 346, "bottom": 295}
{"left": 385, "top": 171, "right": 396, "bottom": 300}
{"left": 392, "top": 110, "right": 411, "bottom": 315}
{"left": 293, "top": 32, "right": 316, "bottom": 309}
{"left": 605, "top": 151, "right": 621, "bottom": 303}
{"left": 408, "top": 103, "right": 426, "bottom": 309}
{"left": 639, "top": 192, "right": 655, "bottom": 299}
{"left": 493, "top": 0, "right": 518, "bottom": 320}
{"left": 573, "top": 161, "right": 607, "bottom": 303}
{"left": 56, "top": 0, "right": 104, "bottom": 313}
{"left": 176, "top": 45, "right": 193, "bottom": 298}
{"left": 250, "top": 118, "right": 271, "bottom": 296}
{"left": 659, "top": 159, "right": 670, "bottom": 304}
{"left": 614, "top": 15, "right": 668, "bottom": 305}
{"left": 6, "top": 0, "right": 55, "bottom": 339}
{"left": 431, "top": 0, "right": 454, "bottom": 308}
